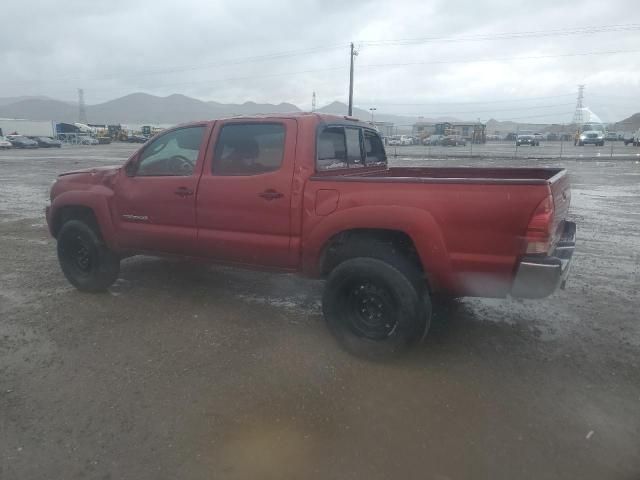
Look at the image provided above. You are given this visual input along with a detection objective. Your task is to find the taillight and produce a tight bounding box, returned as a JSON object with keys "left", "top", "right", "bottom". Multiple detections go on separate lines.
{"left": 524, "top": 195, "right": 554, "bottom": 254}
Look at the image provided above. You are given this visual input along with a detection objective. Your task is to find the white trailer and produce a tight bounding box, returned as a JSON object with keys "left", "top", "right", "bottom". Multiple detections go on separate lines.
{"left": 0, "top": 118, "right": 56, "bottom": 137}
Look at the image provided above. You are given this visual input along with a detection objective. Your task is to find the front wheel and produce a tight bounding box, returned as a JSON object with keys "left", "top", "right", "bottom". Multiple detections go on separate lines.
{"left": 323, "top": 257, "right": 430, "bottom": 359}
{"left": 57, "top": 220, "right": 120, "bottom": 292}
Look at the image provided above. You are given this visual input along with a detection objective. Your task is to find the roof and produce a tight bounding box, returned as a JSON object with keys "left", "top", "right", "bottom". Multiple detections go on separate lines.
{"left": 155, "top": 112, "right": 373, "bottom": 132}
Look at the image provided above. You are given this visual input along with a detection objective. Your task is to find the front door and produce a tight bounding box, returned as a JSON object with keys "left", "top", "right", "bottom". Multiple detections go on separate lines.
{"left": 196, "top": 119, "right": 297, "bottom": 268}
{"left": 112, "top": 124, "right": 209, "bottom": 255}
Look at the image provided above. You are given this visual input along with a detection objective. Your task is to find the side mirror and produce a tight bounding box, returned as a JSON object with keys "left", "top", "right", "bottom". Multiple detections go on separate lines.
{"left": 124, "top": 157, "right": 138, "bottom": 177}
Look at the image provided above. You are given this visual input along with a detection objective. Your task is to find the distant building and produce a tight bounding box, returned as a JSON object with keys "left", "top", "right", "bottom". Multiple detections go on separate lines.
{"left": 435, "top": 122, "right": 486, "bottom": 143}
{"left": 412, "top": 122, "right": 436, "bottom": 137}
{"left": 370, "top": 121, "right": 394, "bottom": 137}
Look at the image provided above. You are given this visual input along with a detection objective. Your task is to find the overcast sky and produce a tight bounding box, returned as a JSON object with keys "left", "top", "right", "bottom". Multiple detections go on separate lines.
{"left": 1, "top": 0, "right": 639, "bottom": 122}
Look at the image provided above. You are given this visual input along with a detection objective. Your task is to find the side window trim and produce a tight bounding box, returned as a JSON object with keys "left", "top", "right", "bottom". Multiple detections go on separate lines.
{"left": 344, "top": 126, "right": 364, "bottom": 167}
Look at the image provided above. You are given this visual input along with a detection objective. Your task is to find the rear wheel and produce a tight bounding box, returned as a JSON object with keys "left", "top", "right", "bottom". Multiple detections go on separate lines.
{"left": 57, "top": 220, "right": 120, "bottom": 292}
{"left": 323, "top": 251, "right": 430, "bottom": 359}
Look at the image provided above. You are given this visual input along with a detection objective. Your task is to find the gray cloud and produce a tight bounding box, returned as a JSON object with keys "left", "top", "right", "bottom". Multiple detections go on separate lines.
{"left": 1, "top": 0, "right": 639, "bottom": 122}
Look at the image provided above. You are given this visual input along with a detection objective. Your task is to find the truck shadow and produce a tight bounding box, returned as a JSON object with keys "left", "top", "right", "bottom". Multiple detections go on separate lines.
{"left": 112, "top": 257, "right": 544, "bottom": 364}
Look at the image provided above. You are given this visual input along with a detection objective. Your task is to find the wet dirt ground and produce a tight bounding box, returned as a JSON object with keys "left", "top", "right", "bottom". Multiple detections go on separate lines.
{"left": 1, "top": 144, "right": 639, "bottom": 479}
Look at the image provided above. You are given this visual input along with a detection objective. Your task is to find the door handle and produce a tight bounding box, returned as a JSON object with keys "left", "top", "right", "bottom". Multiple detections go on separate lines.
{"left": 174, "top": 187, "right": 194, "bottom": 197}
{"left": 258, "top": 189, "right": 284, "bottom": 200}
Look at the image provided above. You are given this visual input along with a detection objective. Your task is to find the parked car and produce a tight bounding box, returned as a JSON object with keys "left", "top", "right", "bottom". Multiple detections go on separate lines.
{"left": 7, "top": 135, "right": 38, "bottom": 148}
{"left": 516, "top": 131, "right": 539, "bottom": 146}
{"left": 127, "top": 134, "right": 148, "bottom": 143}
{"left": 423, "top": 134, "right": 444, "bottom": 145}
{"left": 30, "top": 136, "right": 62, "bottom": 148}
{"left": 576, "top": 124, "right": 605, "bottom": 146}
{"left": 0, "top": 136, "right": 13, "bottom": 149}
{"left": 534, "top": 133, "right": 544, "bottom": 143}
{"left": 441, "top": 135, "right": 466, "bottom": 146}
{"left": 46, "top": 113, "right": 575, "bottom": 358}
{"left": 604, "top": 132, "right": 618, "bottom": 141}
{"left": 78, "top": 136, "right": 99, "bottom": 145}
{"left": 387, "top": 136, "right": 401, "bottom": 146}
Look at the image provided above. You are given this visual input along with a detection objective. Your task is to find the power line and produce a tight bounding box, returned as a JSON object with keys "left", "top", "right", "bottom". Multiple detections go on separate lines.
{"left": 359, "top": 24, "right": 640, "bottom": 46}
{"left": 27, "top": 48, "right": 639, "bottom": 98}
{"left": 358, "top": 93, "right": 577, "bottom": 106}
{"left": 356, "top": 103, "right": 575, "bottom": 115}
{"left": 490, "top": 111, "right": 577, "bottom": 122}
{"left": 359, "top": 49, "right": 640, "bottom": 68}
{"left": 0, "top": 44, "right": 349, "bottom": 87}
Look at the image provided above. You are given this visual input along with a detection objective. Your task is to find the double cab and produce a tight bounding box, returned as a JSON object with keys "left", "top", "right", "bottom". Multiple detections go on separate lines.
{"left": 47, "top": 113, "right": 576, "bottom": 357}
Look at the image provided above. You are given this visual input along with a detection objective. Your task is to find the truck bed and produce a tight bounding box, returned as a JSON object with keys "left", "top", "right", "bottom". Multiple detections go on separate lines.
{"left": 315, "top": 167, "right": 566, "bottom": 185}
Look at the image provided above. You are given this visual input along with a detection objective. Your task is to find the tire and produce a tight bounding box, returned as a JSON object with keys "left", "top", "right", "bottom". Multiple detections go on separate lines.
{"left": 578, "top": 141, "right": 584, "bottom": 146}
{"left": 323, "top": 249, "right": 430, "bottom": 359}
{"left": 57, "top": 220, "right": 120, "bottom": 292}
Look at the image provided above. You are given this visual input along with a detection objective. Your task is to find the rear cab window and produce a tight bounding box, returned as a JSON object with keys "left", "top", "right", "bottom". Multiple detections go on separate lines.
{"left": 316, "top": 125, "right": 387, "bottom": 171}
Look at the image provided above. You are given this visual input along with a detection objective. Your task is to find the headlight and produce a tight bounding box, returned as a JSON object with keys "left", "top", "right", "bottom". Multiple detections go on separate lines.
{"left": 580, "top": 135, "right": 586, "bottom": 139}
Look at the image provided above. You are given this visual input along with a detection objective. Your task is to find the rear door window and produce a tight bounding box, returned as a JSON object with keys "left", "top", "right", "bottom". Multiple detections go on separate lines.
{"left": 213, "top": 123, "right": 285, "bottom": 175}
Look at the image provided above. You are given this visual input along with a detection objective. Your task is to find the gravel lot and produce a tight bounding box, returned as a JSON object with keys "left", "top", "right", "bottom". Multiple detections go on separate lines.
{"left": 1, "top": 144, "right": 639, "bottom": 480}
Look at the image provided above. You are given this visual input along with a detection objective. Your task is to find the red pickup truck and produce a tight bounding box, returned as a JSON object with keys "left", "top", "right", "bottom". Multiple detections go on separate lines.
{"left": 46, "top": 113, "right": 575, "bottom": 357}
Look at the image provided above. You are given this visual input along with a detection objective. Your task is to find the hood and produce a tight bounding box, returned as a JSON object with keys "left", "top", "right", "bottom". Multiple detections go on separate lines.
{"left": 58, "top": 165, "right": 121, "bottom": 178}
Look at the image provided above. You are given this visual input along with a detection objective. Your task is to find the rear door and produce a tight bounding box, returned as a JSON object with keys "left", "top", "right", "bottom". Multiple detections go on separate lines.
{"left": 195, "top": 119, "right": 298, "bottom": 268}
{"left": 112, "top": 124, "right": 209, "bottom": 255}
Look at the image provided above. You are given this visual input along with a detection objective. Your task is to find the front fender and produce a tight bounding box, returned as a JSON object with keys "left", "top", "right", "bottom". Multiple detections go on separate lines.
{"left": 302, "top": 205, "right": 455, "bottom": 292}
{"left": 49, "top": 186, "right": 117, "bottom": 250}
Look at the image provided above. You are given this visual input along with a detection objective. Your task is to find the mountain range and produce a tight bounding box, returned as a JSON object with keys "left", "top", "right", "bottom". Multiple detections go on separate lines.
{"left": 0, "top": 93, "right": 455, "bottom": 127}
{"left": 1, "top": 93, "right": 637, "bottom": 132}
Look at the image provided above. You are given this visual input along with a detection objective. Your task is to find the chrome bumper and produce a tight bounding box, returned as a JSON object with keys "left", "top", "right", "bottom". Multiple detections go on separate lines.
{"left": 511, "top": 221, "right": 576, "bottom": 299}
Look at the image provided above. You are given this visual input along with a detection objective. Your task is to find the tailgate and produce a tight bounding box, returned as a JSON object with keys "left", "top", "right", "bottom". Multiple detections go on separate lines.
{"left": 549, "top": 170, "right": 571, "bottom": 246}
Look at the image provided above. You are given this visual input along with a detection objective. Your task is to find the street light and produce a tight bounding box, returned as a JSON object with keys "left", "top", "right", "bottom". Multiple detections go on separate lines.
{"left": 369, "top": 107, "right": 377, "bottom": 123}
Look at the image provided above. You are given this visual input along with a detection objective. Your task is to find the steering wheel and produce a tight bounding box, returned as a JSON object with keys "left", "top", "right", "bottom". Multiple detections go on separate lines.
{"left": 167, "top": 155, "right": 194, "bottom": 174}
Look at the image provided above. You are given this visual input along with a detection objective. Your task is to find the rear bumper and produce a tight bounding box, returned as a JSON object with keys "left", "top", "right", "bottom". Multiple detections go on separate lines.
{"left": 511, "top": 221, "right": 576, "bottom": 299}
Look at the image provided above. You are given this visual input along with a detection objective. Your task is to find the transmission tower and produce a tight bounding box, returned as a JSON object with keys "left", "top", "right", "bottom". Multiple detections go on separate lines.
{"left": 572, "top": 85, "right": 585, "bottom": 126}
{"left": 77, "top": 88, "right": 88, "bottom": 124}
{"left": 312, "top": 91, "right": 316, "bottom": 112}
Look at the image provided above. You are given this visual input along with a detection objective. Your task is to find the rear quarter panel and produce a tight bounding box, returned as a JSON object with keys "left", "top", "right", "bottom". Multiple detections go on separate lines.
{"left": 302, "top": 178, "right": 551, "bottom": 297}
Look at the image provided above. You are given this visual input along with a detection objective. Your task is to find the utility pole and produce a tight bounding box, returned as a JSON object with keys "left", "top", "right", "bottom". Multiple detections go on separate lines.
{"left": 311, "top": 91, "right": 316, "bottom": 112}
{"left": 348, "top": 42, "right": 358, "bottom": 116}
{"left": 77, "top": 88, "right": 87, "bottom": 124}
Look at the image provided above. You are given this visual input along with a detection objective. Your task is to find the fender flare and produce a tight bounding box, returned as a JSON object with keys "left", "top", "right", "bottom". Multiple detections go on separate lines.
{"left": 50, "top": 187, "right": 117, "bottom": 250}
{"left": 302, "top": 205, "right": 455, "bottom": 291}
